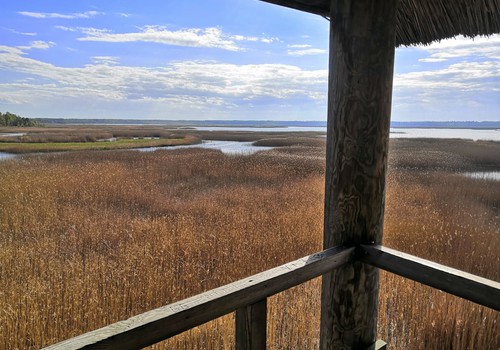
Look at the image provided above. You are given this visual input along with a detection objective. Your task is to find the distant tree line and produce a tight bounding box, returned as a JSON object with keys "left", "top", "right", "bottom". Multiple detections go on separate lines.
{"left": 0, "top": 112, "right": 41, "bottom": 127}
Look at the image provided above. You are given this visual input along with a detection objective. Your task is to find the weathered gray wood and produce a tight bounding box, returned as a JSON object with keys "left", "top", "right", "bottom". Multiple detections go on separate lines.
{"left": 320, "top": 0, "right": 397, "bottom": 349}
{"left": 360, "top": 245, "right": 500, "bottom": 311}
{"left": 236, "top": 299, "right": 267, "bottom": 350}
{"left": 43, "top": 245, "right": 354, "bottom": 350}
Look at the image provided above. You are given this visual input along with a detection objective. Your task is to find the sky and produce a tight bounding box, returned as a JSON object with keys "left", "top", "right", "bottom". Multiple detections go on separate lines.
{"left": 0, "top": 0, "right": 499, "bottom": 121}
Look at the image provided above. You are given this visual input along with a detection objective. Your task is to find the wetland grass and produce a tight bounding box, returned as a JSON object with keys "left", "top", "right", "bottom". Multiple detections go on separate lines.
{"left": 0, "top": 139, "right": 498, "bottom": 349}
{"left": 0, "top": 135, "right": 200, "bottom": 154}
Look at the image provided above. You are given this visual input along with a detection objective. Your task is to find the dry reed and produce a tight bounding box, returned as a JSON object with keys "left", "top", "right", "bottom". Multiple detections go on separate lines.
{"left": 0, "top": 139, "right": 498, "bottom": 349}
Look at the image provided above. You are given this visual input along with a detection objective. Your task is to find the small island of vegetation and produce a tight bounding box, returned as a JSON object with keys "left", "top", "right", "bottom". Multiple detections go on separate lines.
{"left": 0, "top": 123, "right": 202, "bottom": 153}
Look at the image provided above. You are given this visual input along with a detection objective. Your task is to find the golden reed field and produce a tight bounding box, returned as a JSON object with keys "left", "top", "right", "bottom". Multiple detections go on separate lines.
{"left": 0, "top": 138, "right": 498, "bottom": 349}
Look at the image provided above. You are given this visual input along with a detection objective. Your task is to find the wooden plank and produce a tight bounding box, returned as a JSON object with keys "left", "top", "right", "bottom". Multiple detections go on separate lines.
{"left": 360, "top": 245, "right": 500, "bottom": 311}
{"left": 320, "top": 0, "right": 398, "bottom": 349}
{"left": 43, "top": 245, "right": 354, "bottom": 350}
{"left": 235, "top": 299, "right": 267, "bottom": 350}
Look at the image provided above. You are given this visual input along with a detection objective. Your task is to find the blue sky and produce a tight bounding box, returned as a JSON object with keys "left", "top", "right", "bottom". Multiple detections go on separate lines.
{"left": 0, "top": 0, "right": 499, "bottom": 121}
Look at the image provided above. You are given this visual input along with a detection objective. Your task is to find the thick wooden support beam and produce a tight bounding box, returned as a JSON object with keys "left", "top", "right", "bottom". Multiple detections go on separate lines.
{"left": 236, "top": 299, "right": 267, "bottom": 350}
{"left": 320, "top": 0, "right": 397, "bottom": 349}
{"left": 43, "top": 245, "right": 354, "bottom": 350}
{"left": 360, "top": 245, "right": 500, "bottom": 311}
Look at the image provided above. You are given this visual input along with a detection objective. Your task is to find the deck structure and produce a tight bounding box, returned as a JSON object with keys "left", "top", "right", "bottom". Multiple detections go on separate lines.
{"left": 44, "top": 1, "right": 500, "bottom": 349}
{"left": 263, "top": 0, "right": 500, "bottom": 348}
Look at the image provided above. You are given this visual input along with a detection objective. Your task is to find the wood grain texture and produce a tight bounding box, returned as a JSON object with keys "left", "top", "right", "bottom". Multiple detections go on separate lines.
{"left": 43, "top": 245, "right": 354, "bottom": 350}
{"left": 236, "top": 299, "right": 267, "bottom": 350}
{"left": 360, "top": 245, "right": 500, "bottom": 311}
{"left": 320, "top": 0, "right": 397, "bottom": 349}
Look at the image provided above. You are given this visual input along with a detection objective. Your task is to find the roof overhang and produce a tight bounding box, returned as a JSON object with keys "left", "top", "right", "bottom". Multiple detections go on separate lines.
{"left": 260, "top": 0, "right": 500, "bottom": 46}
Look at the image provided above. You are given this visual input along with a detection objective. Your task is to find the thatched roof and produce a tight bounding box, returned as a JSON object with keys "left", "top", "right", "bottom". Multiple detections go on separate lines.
{"left": 260, "top": 0, "right": 500, "bottom": 46}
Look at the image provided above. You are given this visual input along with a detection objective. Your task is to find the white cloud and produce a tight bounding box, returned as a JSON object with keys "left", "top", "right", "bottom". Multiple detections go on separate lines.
{"left": 5, "top": 28, "right": 37, "bottom": 36}
{"left": 418, "top": 58, "right": 447, "bottom": 63}
{"left": 395, "top": 35, "right": 500, "bottom": 109}
{"left": 395, "top": 61, "right": 500, "bottom": 91}
{"left": 287, "top": 44, "right": 326, "bottom": 56}
{"left": 76, "top": 26, "right": 279, "bottom": 51}
{"left": 0, "top": 83, "right": 124, "bottom": 104}
{"left": 392, "top": 35, "right": 500, "bottom": 120}
{"left": 231, "top": 34, "right": 277, "bottom": 44}
{"left": 18, "top": 41, "right": 56, "bottom": 50}
{"left": 91, "top": 56, "right": 119, "bottom": 65}
{"left": 18, "top": 11, "right": 103, "bottom": 19}
{"left": 0, "top": 44, "right": 327, "bottom": 110}
{"left": 161, "top": 61, "right": 327, "bottom": 100}
{"left": 288, "top": 48, "right": 326, "bottom": 56}
{"left": 260, "top": 38, "right": 278, "bottom": 44}
{"left": 0, "top": 45, "right": 25, "bottom": 55}
{"left": 417, "top": 34, "right": 500, "bottom": 61}
{"left": 79, "top": 27, "right": 112, "bottom": 36}
{"left": 231, "top": 35, "right": 258, "bottom": 42}
{"left": 78, "top": 26, "right": 241, "bottom": 51}
{"left": 55, "top": 25, "right": 77, "bottom": 32}
{"left": 288, "top": 44, "right": 311, "bottom": 49}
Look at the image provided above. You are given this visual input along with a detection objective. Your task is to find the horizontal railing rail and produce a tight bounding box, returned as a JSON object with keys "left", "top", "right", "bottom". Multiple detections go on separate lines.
{"left": 43, "top": 244, "right": 500, "bottom": 350}
{"left": 44, "top": 245, "right": 355, "bottom": 350}
{"left": 360, "top": 245, "right": 500, "bottom": 311}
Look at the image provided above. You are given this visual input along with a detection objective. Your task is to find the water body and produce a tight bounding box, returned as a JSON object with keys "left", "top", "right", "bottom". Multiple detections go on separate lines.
{"left": 0, "top": 132, "right": 26, "bottom": 137}
{"left": 193, "top": 126, "right": 500, "bottom": 142}
{"left": 463, "top": 171, "right": 500, "bottom": 181}
{"left": 193, "top": 126, "right": 327, "bottom": 133}
{"left": 0, "top": 141, "right": 273, "bottom": 161}
{"left": 0, "top": 152, "right": 16, "bottom": 160}
{"left": 390, "top": 128, "right": 500, "bottom": 141}
{"left": 135, "top": 140, "right": 274, "bottom": 155}
{"left": 1, "top": 128, "right": 498, "bottom": 161}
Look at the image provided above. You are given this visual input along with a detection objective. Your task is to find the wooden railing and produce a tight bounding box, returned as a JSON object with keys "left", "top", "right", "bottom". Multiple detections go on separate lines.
{"left": 44, "top": 244, "right": 500, "bottom": 350}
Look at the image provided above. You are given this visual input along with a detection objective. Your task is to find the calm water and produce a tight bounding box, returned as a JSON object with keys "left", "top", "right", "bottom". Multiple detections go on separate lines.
{"left": 193, "top": 126, "right": 327, "bottom": 132}
{"left": 0, "top": 132, "right": 26, "bottom": 137}
{"left": 0, "top": 152, "right": 16, "bottom": 160}
{"left": 1, "top": 128, "right": 499, "bottom": 161}
{"left": 193, "top": 126, "right": 500, "bottom": 142}
{"left": 135, "top": 140, "right": 274, "bottom": 155}
{"left": 390, "top": 128, "right": 500, "bottom": 141}
{"left": 0, "top": 141, "right": 273, "bottom": 161}
{"left": 463, "top": 171, "right": 500, "bottom": 181}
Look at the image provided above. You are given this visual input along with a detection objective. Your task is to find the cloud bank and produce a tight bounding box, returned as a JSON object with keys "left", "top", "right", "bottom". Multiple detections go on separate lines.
{"left": 77, "top": 26, "right": 276, "bottom": 51}
{"left": 0, "top": 44, "right": 327, "bottom": 118}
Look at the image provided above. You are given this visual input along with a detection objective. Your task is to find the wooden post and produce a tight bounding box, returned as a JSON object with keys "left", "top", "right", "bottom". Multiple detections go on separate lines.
{"left": 320, "top": 0, "right": 397, "bottom": 349}
{"left": 236, "top": 299, "right": 267, "bottom": 350}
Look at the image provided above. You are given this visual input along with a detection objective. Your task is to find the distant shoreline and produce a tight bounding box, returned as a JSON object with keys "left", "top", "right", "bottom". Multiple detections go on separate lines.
{"left": 32, "top": 118, "right": 500, "bottom": 130}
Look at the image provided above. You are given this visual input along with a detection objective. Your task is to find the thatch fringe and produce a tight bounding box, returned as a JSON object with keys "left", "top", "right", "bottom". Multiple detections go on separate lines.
{"left": 260, "top": 0, "right": 500, "bottom": 46}
{"left": 397, "top": 0, "right": 500, "bottom": 46}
